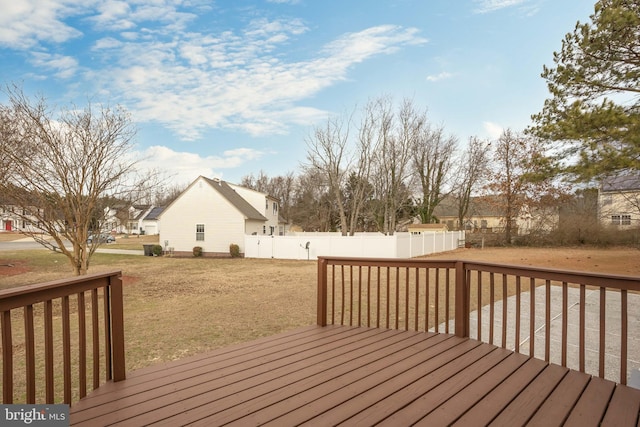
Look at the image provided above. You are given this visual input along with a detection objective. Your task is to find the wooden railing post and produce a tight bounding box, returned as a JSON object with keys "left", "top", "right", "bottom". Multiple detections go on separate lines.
{"left": 454, "top": 261, "right": 469, "bottom": 338}
{"left": 110, "top": 274, "right": 126, "bottom": 382}
{"left": 317, "top": 257, "right": 328, "bottom": 326}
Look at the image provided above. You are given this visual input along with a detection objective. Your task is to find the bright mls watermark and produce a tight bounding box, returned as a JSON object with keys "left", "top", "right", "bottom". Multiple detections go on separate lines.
{"left": 1, "top": 405, "right": 68, "bottom": 426}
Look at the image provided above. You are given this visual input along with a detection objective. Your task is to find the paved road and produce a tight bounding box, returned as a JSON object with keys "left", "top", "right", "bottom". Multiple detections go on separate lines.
{"left": 0, "top": 239, "right": 143, "bottom": 255}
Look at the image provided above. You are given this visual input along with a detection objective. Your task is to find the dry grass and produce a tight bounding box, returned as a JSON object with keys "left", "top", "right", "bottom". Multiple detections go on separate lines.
{"left": 0, "top": 246, "right": 639, "bottom": 402}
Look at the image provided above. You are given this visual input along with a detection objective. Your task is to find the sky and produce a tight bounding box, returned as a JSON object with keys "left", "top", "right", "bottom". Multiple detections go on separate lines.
{"left": 0, "top": 0, "right": 596, "bottom": 187}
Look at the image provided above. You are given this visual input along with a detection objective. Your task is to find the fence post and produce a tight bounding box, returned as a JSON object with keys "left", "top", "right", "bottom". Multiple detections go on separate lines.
{"left": 317, "top": 257, "right": 328, "bottom": 326}
{"left": 109, "top": 274, "right": 126, "bottom": 382}
{"left": 454, "top": 261, "right": 469, "bottom": 338}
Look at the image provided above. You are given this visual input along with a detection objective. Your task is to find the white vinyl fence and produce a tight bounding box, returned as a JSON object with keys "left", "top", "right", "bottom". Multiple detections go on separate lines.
{"left": 244, "top": 231, "right": 465, "bottom": 260}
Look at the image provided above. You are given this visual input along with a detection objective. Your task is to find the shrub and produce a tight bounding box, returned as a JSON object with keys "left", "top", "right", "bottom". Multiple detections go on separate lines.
{"left": 229, "top": 243, "right": 240, "bottom": 258}
{"left": 152, "top": 244, "right": 163, "bottom": 256}
{"left": 192, "top": 246, "right": 203, "bottom": 257}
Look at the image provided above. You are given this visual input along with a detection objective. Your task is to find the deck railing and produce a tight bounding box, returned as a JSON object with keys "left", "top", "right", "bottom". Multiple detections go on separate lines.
{"left": 317, "top": 257, "right": 640, "bottom": 385}
{"left": 0, "top": 271, "right": 125, "bottom": 404}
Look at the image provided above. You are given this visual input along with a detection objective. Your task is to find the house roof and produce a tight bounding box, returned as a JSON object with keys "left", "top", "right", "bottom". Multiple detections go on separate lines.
{"left": 432, "top": 196, "right": 504, "bottom": 218}
{"left": 407, "top": 223, "right": 449, "bottom": 232}
{"left": 601, "top": 171, "right": 640, "bottom": 192}
{"left": 144, "top": 206, "right": 164, "bottom": 221}
{"left": 203, "top": 177, "right": 267, "bottom": 221}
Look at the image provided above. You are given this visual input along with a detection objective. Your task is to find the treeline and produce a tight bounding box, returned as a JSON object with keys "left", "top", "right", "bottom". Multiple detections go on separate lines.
{"left": 241, "top": 96, "right": 557, "bottom": 240}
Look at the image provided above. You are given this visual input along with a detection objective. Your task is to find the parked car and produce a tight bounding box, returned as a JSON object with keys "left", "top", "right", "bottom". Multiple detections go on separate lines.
{"left": 87, "top": 233, "right": 115, "bottom": 244}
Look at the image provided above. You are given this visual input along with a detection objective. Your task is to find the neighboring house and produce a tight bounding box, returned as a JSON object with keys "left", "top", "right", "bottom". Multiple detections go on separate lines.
{"left": 0, "top": 204, "right": 42, "bottom": 232}
{"left": 141, "top": 206, "right": 164, "bottom": 236}
{"left": 432, "top": 196, "right": 506, "bottom": 233}
{"left": 103, "top": 204, "right": 154, "bottom": 234}
{"left": 598, "top": 171, "right": 640, "bottom": 229}
{"left": 159, "top": 176, "right": 285, "bottom": 256}
{"left": 432, "top": 195, "right": 558, "bottom": 235}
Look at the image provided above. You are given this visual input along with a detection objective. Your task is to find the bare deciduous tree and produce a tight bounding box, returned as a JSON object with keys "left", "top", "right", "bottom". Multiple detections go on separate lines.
{"left": 453, "top": 136, "right": 490, "bottom": 230}
{"left": 485, "top": 129, "right": 550, "bottom": 244}
{"left": 412, "top": 122, "right": 457, "bottom": 224}
{"left": 304, "top": 113, "right": 352, "bottom": 235}
{"left": 368, "top": 97, "right": 414, "bottom": 234}
{"left": 0, "top": 85, "right": 152, "bottom": 275}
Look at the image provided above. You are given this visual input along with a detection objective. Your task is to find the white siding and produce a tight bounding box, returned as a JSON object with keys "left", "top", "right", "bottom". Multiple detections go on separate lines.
{"left": 228, "top": 183, "right": 279, "bottom": 234}
{"left": 160, "top": 177, "right": 248, "bottom": 254}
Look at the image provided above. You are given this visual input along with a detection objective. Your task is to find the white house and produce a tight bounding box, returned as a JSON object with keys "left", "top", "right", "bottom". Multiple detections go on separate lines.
{"left": 159, "top": 176, "right": 284, "bottom": 256}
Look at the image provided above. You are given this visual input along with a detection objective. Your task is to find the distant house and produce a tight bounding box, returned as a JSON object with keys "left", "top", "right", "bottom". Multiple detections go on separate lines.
{"left": 159, "top": 176, "right": 285, "bottom": 257}
{"left": 103, "top": 205, "right": 154, "bottom": 234}
{"left": 432, "top": 196, "right": 505, "bottom": 233}
{"left": 141, "top": 206, "right": 164, "bottom": 236}
{"left": 598, "top": 171, "right": 640, "bottom": 228}
{"left": 432, "top": 195, "right": 558, "bottom": 235}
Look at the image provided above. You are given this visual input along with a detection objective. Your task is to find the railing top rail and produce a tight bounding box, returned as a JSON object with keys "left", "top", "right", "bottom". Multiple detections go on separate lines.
{"left": 460, "top": 260, "right": 640, "bottom": 291}
{"left": 0, "top": 270, "right": 122, "bottom": 312}
{"left": 317, "top": 257, "right": 640, "bottom": 291}
{"left": 317, "top": 256, "right": 458, "bottom": 269}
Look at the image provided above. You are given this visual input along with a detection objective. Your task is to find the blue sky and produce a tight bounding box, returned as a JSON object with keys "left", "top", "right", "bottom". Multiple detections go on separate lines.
{"left": 0, "top": 0, "right": 595, "bottom": 186}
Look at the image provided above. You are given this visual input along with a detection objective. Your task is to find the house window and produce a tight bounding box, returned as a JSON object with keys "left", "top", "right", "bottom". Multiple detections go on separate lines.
{"left": 196, "top": 224, "right": 205, "bottom": 241}
{"left": 611, "top": 215, "right": 621, "bottom": 225}
{"left": 263, "top": 225, "right": 266, "bottom": 234}
{"left": 622, "top": 215, "right": 631, "bottom": 225}
{"left": 273, "top": 203, "right": 278, "bottom": 215}
{"left": 270, "top": 226, "right": 275, "bottom": 235}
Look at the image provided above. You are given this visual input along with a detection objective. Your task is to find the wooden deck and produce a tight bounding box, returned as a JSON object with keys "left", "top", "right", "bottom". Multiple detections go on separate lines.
{"left": 70, "top": 325, "right": 640, "bottom": 426}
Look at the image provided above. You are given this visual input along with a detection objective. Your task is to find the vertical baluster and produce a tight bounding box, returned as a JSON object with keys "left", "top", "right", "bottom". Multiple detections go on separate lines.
{"left": 414, "top": 268, "right": 419, "bottom": 331}
{"left": 621, "top": 289, "right": 628, "bottom": 385}
{"left": 2, "top": 310, "right": 13, "bottom": 403}
{"left": 530, "top": 277, "right": 535, "bottom": 358}
{"left": 545, "top": 280, "right": 551, "bottom": 362}
{"left": 579, "top": 284, "right": 586, "bottom": 372}
{"left": 367, "top": 266, "right": 371, "bottom": 328}
{"left": 515, "top": 276, "right": 521, "bottom": 352}
{"left": 62, "top": 295, "right": 71, "bottom": 404}
{"left": 349, "top": 266, "right": 354, "bottom": 327}
{"left": 331, "top": 265, "right": 335, "bottom": 325}
{"left": 376, "top": 267, "right": 381, "bottom": 328}
{"left": 424, "top": 267, "right": 430, "bottom": 331}
{"left": 502, "top": 274, "right": 507, "bottom": 349}
{"left": 78, "top": 292, "right": 87, "bottom": 398}
{"left": 405, "top": 267, "right": 409, "bottom": 331}
{"left": 44, "top": 300, "right": 54, "bottom": 403}
{"left": 477, "top": 271, "right": 482, "bottom": 341}
{"left": 434, "top": 268, "right": 440, "bottom": 333}
{"left": 340, "top": 266, "right": 345, "bottom": 326}
{"left": 103, "top": 287, "right": 112, "bottom": 382}
{"left": 489, "top": 273, "right": 495, "bottom": 345}
{"left": 599, "top": 287, "right": 605, "bottom": 378}
{"left": 386, "top": 267, "right": 390, "bottom": 329}
{"left": 395, "top": 267, "right": 400, "bottom": 330}
{"left": 357, "top": 266, "right": 361, "bottom": 327}
{"left": 562, "top": 282, "right": 568, "bottom": 367}
{"left": 91, "top": 289, "right": 99, "bottom": 390}
{"left": 24, "top": 304, "right": 36, "bottom": 403}
{"left": 445, "top": 269, "right": 451, "bottom": 334}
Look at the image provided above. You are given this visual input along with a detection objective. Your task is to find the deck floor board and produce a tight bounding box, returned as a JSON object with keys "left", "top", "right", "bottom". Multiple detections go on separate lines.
{"left": 69, "top": 325, "right": 640, "bottom": 426}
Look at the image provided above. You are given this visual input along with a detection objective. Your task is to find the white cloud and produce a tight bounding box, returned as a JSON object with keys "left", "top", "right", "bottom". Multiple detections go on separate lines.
{"left": 426, "top": 71, "right": 453, "bottom": 82}
{"left": 30, "top": 52, "right": 79, "bottom": 78}
{"left": 0, "top": 0, "right": 86, "bottom": 48}
{"left": 483, "top": 121, "right": 504, "bottom": 139}
{"left": 136, "top": 145, "right": 265, "bottom": 185}
{"left": 473, "top": 0, "right": 529, "bottom": 14}
{"left": 92, "top": 22, "right": 426, "bottom": 140}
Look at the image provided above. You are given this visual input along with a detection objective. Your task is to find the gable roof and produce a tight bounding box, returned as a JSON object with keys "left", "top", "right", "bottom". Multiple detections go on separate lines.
{"left": 203, "top": 177, "right": 267, "bottom": 221}
{"left": 601, "top": 171, "right": 640, "bottom": 192}
{"left": 144, "top": 206, "right": 164, "bottom": 221}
